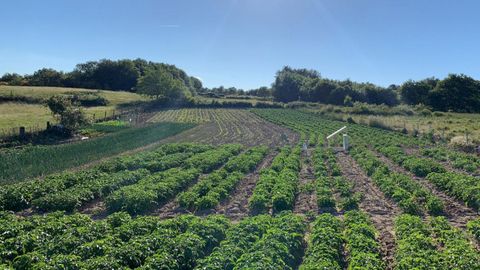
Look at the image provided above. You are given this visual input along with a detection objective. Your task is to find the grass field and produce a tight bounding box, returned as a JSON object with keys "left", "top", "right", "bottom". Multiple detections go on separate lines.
{"left": 305, "top": 108, "right": 480, "bottom": 144}
{"left": 0, "top": 86, "right": 148, "bottom": 131}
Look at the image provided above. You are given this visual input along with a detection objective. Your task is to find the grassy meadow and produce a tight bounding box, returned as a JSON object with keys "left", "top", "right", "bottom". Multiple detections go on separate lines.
{"left": 0, "top": 86, "right": 149, "bottom": 131}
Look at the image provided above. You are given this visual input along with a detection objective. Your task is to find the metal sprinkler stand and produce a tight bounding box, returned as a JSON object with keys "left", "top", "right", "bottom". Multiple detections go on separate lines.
{"left": 327, "top": 126, "right": 349, "bottom": 152}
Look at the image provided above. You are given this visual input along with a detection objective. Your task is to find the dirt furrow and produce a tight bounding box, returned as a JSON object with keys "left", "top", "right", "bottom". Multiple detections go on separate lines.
{"left": 293, "top": 149, "right": 318, "bottom": 217}
{"left": 373, "top": 150, "right": 479, "bottom": 229}
{"left": 216, "top": 151, "right": 277, "bottom": 221}
{"left": 336, "top": 151, "right": 400, "bottom": 270}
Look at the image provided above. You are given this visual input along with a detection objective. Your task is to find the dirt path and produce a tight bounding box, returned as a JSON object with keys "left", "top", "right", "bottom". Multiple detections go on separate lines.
{"left": 373, "top": 150, "right": 479, "bottom": 229}
{"left": 336, "top": 151, "right": 401, "bottom": 270}
{"left": 293, "top": 148, "right": 318, "bottom": 217}
{"left": 216, "top": 151, "right": 277, "bottom": 221}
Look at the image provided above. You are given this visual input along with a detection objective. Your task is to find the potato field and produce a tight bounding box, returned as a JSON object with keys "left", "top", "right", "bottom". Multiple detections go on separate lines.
{"left": 1, "top": 108, "right": 479, "bottom": 270}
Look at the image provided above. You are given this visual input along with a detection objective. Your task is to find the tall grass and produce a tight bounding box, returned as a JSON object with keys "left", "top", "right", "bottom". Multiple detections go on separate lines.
{"left": 0, "top": 122, "right": 193, "bottom": 184}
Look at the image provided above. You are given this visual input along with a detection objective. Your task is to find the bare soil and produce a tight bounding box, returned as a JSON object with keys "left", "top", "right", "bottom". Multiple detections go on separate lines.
{"left": 293, "top": 148, "right": 318, "bottom": 218}
{"left": 216, "top": 151, "right": 277, "bottom": 221}
{"left": 373, "top": 150, "right": 479, "bottom": 229}
{"left": 336, "top": 151, "right": 401, "bottom": 270}
{"left": 150, "top": 109, "right": 299, "bottom": 147}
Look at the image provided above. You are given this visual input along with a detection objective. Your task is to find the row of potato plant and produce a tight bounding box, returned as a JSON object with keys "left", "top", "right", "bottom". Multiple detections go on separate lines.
{"left": 394, "top": 214, "right": 480, "bottom": 270}
{"left": 196, "top": 212, "right": 306, "bottom": 270}
{"left": 0, "top": 143, "right": 213, "bottom": 212}
{"left": 0, "top": 211, "right": 230, "bottom": 269}
{"left": 105, "top": 144, "right": 243, "bottom": 214}
{"left": 300, "top": 211, "right": 383, "bottom": 270}
{"left": 177, "top": 146, "right": 268, "bottom": 211}
{"left": 467, "top": 217, "right": 480, "bottom": 242}
{"left": 351, "top": 146, "right": 444, "bottom": 215}
{"left": 421, "top": 146, "right": 480, "bottom": 173}
{"left": 248, "top": 146, "right": 301, "bottom": 214}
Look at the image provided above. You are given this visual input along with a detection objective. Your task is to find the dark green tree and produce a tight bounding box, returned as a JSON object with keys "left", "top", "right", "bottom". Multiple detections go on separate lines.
{"left": 29, "top": 68, "right": 65, "bottom": 87}
{"left": 136, "top": 69, "right": 191, "bottom": 100}
{"left": 46, "top": 96, "right": 88, "bottom": 133}
{"left": 272, "top": 67, "right": 308, "bottom": 102}
{"left": 428, "top": 74, "right": 480, "bottom": 112}
{"left": 399, "top": 78, "right": 437, "bottom": 105}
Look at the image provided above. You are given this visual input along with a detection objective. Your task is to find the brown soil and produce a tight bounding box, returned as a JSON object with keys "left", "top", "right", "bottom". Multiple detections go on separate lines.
{"left": 293, "top": 148, "right": 318, "bottom": 218}
{"left": 79, "top": 198, "right": 109, "bottom": 220}
{"left": 150, "top": 109, "right": 299, "bottom": 147}
{"left": 336, "top": 151, "right": 401, "bottom": 270}
{"left": 373, "top": 150, "right": 479, "bottom": 229}
{"left": 216, "top": 151, "right": 277, "bottom": 221}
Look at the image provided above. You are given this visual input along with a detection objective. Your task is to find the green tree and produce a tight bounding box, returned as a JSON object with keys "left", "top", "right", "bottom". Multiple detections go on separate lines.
{"left": 428, "top": 74, "right": 480, "bottom": 112}
{"left": 272, "top": 67, "right": 306, "bottom": 102}
{"left": 29, "top": 68, "right": 65, "bottom": 86}
{"left": 0, "top": 73, "right": 25, "bottom": 85}
{"left": 46, "top": 96, "right": 88, "bottom": 133}
{"left": 136, "top": 69, "right": 190, "bottom": 100}
{"left": 399, "top": 78, "right": 437, "bottom": 105}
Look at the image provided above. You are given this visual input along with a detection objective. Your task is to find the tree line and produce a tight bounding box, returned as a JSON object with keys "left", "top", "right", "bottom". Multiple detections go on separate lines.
{"left": 0, "top": 59, "right": 202, "bottom": 98}
{"left": 271, "top": 66, "right": 480, "bottom": 113}
{"left": 3, "top": 61, "right": 480, "bottom": 112}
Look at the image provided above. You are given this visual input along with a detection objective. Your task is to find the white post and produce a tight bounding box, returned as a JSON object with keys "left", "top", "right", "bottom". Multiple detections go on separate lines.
{"left": 343, "top": 134, "right": 349, "bottom": 151}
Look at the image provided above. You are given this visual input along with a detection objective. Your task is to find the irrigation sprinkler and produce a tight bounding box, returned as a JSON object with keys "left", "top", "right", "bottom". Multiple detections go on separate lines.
{"left": 327, "top": 126, "right": 349, "bottom": 152}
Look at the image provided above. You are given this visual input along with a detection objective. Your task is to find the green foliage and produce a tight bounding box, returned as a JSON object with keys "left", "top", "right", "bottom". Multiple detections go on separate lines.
{"left": 426, "top": 172, "right": 480, "bottom": 209}
{"left": 272, "top": 66, "right": 398, "bottom": 106}
{"left": 178, "top": 146, "right": 268, "bottom": 211}
{"left": 467, "top": 218, "right": 480, "bottom": 242}
{"left": 137, "top": 69, "right": 191, "bottom": 100}
{"left": 46, "top": 95, "right": 89, "bottom": 132}
{"left": 0, "top": 212, "right": 229, "bottom": 269}
{"left": 300, "top": 213, "right": 342, "bottom": 270}
{"left": 0, "top": 122, "right": 194, "bottom": 184}
{"left": 249, "top": 146, "right": 301, "bottom": 214}
{"left": 402, "top": 157, "right": 446, "bottom": 177}
{"left": 343, "top": 210, "right": 384, "bottom": 270}
{"left": 394, "top": 214, "right": 442, "bottom": 270}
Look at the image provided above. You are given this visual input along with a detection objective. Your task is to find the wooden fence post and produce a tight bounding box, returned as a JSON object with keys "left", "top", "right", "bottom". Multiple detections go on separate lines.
{"left": 19, "top": 127, "right": 25, "bottom": 138}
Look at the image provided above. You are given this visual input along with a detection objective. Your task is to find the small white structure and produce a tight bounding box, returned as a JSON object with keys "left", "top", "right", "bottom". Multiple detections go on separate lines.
{"left": 327, "top": 126, "right": 349, "bottom": 151}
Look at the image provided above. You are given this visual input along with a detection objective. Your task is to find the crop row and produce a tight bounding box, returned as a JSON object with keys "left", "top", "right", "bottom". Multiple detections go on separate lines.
{"left": 248, "top": 146, "right": 301, "bottom": 214}
{"left": 377, "top": 145, "right": 480, "bottom": 210}
{"left": 421, "top": 146, "right": 480, "bottom": 173}
{"left": 351, "top": 146, "right": 444, "bottom": 215}
{"left": 196, "top": 213, "right": 306, "bottom": 270}
{"left": 467, "top": 217, "right": 480, "bottom": 242}
{"left": 0, "top": 143, "right": 214, "bottom": 212}
{"left": 394, "top": 214, "right": 480, "bottom": 270}
{"left": 177, "top": 146, "right": 268, "bottom": 211}
{"left": 0, "top": 211, "right": 231, "bottom": 269}
{"left": 300, "top": 211, "right": 383, "bottom": 270}
{"left": 105, "top": 144, "right": 243, "bottom": 214}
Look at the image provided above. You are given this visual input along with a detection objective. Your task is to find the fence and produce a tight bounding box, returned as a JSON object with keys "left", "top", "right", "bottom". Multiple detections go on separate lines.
{"left": 0, "top": 108, "right": 145, "bottom": 142}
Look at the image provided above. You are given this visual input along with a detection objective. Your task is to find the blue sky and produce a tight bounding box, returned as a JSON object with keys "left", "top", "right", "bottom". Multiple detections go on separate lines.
{"left": 1, "top": 0, "right": 480, "bottom": 89}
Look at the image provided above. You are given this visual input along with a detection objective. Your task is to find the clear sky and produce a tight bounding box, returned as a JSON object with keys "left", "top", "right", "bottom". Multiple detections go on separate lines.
{"left": 1, "top": 0, "right": 480, "bottom": 89}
